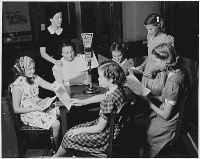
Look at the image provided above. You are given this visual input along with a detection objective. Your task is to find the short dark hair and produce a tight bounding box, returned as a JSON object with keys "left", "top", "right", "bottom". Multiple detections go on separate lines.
{"left": 110, "top": 42, "right": 127, "bottom": 58}
{"left": 59, "top": 41, "right": 77, "bottom": 54}
{"left": 98, "top": 60, "right": 126, "bottom": 86}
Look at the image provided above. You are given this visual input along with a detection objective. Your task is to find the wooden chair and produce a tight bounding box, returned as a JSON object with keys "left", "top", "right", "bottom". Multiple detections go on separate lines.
{"left": 64, "top": 102, "right": 134, "bottom": 158}
{"left": 5, "top": 87, "right": 56, "bottom": 157}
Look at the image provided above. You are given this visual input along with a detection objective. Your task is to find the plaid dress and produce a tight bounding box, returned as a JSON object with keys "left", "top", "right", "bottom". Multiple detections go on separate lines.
{"left": 61, "top": 86, "right": 126, "bottom": 154}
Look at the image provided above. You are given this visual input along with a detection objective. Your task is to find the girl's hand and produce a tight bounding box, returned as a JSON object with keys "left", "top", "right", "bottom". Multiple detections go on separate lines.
{"left": 71, "top": 98, "right": 85, "bottom": 106}
{"left": 35, "top": 106, "right": 45, "bottom": 112}
{"left": 140, "top": 95, "right": 151, "bottom": 104}
{"left": 67, "top": 128, "right": 83, "bottom": 138}
{"left": 55, "top": 60, "right": 63, "bottom": 67}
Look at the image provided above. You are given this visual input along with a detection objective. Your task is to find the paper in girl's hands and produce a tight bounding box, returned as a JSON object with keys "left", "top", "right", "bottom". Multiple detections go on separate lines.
{"left": 41, "top": 96, "right": 57, "bottom": 110}
{"left": 51, "top": 81, "right": 72, "bottom": 110}
{"left": 126, "top": 74, "right": 151, "bottom": 96}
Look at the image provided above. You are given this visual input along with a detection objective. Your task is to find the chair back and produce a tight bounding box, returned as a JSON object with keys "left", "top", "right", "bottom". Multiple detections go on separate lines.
{"left": 5, "top": 86, "right": 23, "bottom": 130}
{"left": 170, "top": 67, "right": 191, "bottom": 146}
{"left": 106, "top": 102, "right": 133, "bottom": 157}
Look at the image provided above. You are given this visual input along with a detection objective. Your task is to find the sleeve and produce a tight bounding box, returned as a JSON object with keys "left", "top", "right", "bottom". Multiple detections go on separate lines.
{"left": 163, "top": 35, "right": 175, "bottom": 47}
{"left": 10, "top": 77, "right": 24, "bottom": 93}
{"left": 52, "top": 65, "right": 64, "bottom": 84}
{"left": 162, "top": 80, "right": 180, "bottom": 105}
{"left": 39, "top": 30, "right": 47, "bottom": 47}
{"left": 99, "top": 98, "right": 115, "bottom": 121}
{"left": 34, "top": 75, "right": 41, "bottom": 83}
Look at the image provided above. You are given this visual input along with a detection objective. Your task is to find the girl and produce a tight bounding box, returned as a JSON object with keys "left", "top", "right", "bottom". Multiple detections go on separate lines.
{"left": 130, "top": 13, "right": 174, "bottom": 88}
{"left": 52, "top": 42, "right": 99, "bottom": 87}
{"left": 11, "top": 56, "right": 61, "bottom": 149}
{"left": 110, "top": 42, "right": 134, "bottom": 76}
{"left": 139, "top": 43, "right": 189, "bottom": 157}
{"left": 52, "top": 60, "right": 127, "bottom": 157}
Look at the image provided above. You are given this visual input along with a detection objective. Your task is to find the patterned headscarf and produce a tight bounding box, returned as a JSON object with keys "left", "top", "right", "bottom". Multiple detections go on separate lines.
{"left": 13, "top": 56, "right": 34, "bottom": 76}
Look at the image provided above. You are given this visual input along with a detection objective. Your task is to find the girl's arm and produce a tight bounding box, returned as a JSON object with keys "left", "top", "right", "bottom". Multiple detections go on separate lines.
{"left": 40, "top": 47, "right": 56, "bottom": 64}
{"left": 67, "top": 117, "right": 108, "bottom": 137}
{"left": 143, "top": 96, "right": 174, "bottom": 120}
{"left": 12, "top": 86, "right": 39, "bottom": 114}
{"left": 40, "top": 47, "right": 62, "bottom": 67}
{"left": 38, "top": 77, "right": 54, "bottom": 91}
{"left": 135, "top": 56, "right": 149, "bottom": 71}
{"left": 71, "top": 93, "right": 106, "bottom": 106}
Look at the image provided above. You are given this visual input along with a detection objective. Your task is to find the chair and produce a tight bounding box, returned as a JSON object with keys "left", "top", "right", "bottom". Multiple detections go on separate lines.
{"left": 68, "top": 101, "right": 134, "bottom": 158}
{"left": 4, "top": 87, "right": 56, "bottom": 157}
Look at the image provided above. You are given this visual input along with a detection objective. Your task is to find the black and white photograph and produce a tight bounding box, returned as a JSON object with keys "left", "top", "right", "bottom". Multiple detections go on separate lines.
{"left": 1, "top": 1, "right": 198, "bottom": 158}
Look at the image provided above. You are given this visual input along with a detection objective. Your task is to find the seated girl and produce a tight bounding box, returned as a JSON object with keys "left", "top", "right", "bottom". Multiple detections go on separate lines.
{"left": 10, "top": 56, "right": 61, "bottom": 149}
{"left": 138, "top": 43, "right": 189, "bottom": 157}
{"left": 52, "top": 42, "right": 99, "bottom": 87}
{"left": 110, "top": 42, "right": 134, "bottom": 76}
{"left": 52, "top": 60, "right": 127, "bottom": 157}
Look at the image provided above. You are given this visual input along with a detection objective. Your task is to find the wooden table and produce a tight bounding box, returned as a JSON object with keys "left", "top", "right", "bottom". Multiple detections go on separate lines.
{"left": 57, "top": 84, "right": 137, "bottom": 136}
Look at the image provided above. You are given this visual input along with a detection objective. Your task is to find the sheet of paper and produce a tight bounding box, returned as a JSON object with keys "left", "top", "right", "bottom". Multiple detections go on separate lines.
{"left": 41, "top": 96, "right": 57, "bottom": 110}
{"left": 126, "top": 74, "right": 151, "bottom": 96}
{"left": 54, "top": 83, "right": 72, "bottom": 110}
{"left": 69, "top": 73, "right": 88, "bottom": 86}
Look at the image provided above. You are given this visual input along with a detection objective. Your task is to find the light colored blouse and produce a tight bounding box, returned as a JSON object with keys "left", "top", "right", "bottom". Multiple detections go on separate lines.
{"left": 53, "top": 54, "right": 99, "bottom": 86}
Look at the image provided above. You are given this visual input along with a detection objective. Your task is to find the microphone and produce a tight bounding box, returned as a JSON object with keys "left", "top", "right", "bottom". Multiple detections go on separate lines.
{"left": 81, "top": 33, "right": 99, "bottom": 94}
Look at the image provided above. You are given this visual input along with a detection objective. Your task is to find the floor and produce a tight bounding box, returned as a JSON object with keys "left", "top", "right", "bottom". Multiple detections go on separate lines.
{"left": 23, "top": 118, "right": 197, "bottom": 158}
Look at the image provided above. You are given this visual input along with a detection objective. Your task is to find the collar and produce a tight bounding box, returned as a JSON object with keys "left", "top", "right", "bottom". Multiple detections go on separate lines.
{"left": 47, "top": 26, "right": 63, "bottom": 35}
{"left": 105, "top": 86, "right": 118, "bottom": 96}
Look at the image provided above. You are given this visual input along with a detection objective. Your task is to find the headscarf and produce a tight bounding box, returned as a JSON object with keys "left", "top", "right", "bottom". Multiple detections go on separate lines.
{"left": 13, "top": 56, "right": 35, "bottom": 84}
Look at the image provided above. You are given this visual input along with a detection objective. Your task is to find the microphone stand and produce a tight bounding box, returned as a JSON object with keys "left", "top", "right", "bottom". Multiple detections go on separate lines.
{"left": 83, "top": 52, "right": 100, "bottom": 94}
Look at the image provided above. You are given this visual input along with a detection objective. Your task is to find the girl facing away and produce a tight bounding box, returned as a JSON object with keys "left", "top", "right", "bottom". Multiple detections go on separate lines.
{"left": 52, "top": 60, "right": 127, "bottom": 157}
{"left": 10, "top": 56, "right": 61, "bottom": 149}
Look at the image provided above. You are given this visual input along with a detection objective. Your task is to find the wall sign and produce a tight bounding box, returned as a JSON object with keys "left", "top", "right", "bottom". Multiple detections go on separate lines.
{"left": 3, "top": 2, "right": 31, "bottom": 33}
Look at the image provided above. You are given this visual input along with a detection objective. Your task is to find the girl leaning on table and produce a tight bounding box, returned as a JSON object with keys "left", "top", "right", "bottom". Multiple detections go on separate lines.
{"left": 137, "top": 43, "right": 189, "bottom": 157}
{"left": 128, "top": 13, "right": 175, "bottom": 88}
{"left": 52, "top": 60, "right": 127, "bottom": 157}
{"left": 10, "top": 56, "right": 61, "bottom": 149}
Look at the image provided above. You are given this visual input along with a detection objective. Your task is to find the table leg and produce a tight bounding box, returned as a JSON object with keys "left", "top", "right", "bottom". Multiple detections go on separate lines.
{"left": 59, "top": 106, "right": 68, "bottom": 136}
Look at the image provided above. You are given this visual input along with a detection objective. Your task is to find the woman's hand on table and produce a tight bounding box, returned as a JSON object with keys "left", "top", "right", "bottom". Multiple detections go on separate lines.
{"left": 55, "top": 60, "right": 63, "bottom": 67}
{"left": 67, "top": 128, "right": 83, "bottom": 138}
{"left": 70, "top": 98, "right": 85, "bottom": 106}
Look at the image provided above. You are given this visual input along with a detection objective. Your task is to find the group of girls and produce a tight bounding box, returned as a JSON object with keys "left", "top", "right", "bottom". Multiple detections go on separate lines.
{"left": 10, "top": 11, "right": 188, "bottom": 158}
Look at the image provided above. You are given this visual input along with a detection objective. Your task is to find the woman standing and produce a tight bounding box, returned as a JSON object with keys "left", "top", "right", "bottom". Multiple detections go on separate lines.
{"left": 39, "top": 4, "right": 70, "bottom": 83}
